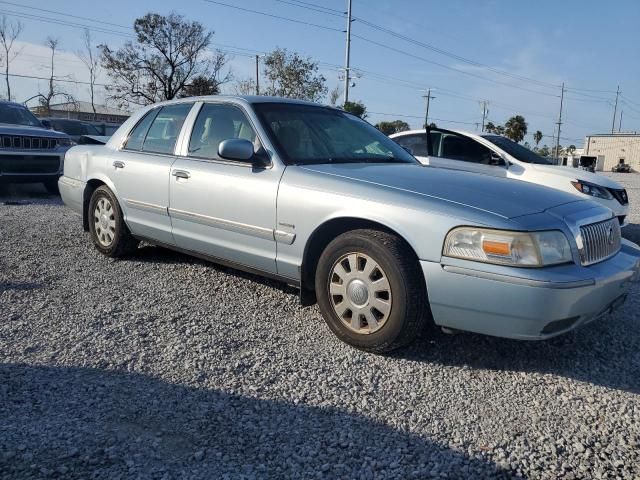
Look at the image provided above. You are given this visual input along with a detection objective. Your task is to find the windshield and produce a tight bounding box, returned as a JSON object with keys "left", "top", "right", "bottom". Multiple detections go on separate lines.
{"left": 253, "top": 103, "right": 417, "bottom": 165}
{"left": 481, "top": 135, "right": 553, "bottom": 165}
{"left": 51, "top": 120, "right": 100, "bottom": 136}
{"left": 0, "top": 103, "right": 42, "bottom": 127}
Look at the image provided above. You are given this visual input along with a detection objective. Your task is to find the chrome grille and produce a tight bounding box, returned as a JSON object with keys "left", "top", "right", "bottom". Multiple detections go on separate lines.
{"left": 580, "top": 218, "right": 621, "bottom": 266}
{"left": 0, "top": 135, "right": 59, "bottom": 150}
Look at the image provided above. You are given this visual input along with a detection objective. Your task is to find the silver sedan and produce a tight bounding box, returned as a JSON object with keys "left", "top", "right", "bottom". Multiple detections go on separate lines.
{"left": 59, "top": 96, "right": 640, "bottom": 352}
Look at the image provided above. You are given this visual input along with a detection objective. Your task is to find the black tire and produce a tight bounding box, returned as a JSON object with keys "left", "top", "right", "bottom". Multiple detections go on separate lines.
{"left": 315, "top": 229, "right": 428, "bottom": 353}
{"left": 44, "top": 179, "right": 59, "bottom": 195}
{"left": 88, "top": 185, "right": 139, "bottom": 257}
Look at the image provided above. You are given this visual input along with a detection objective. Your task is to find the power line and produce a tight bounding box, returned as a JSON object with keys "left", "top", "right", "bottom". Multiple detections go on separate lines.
{"left": 0, "top": 1, "right": 131, "bottom": 30}
{"left": 351, "top": 34, "right": 561, "bottom": 99}
{"left": 354, "top": 17, "right": 561, "bottom": 91}
{"left": 0, "top": 9, "right": 133, "bottom": 38}
{"left": 202, "top": 0, "right": 344, "bottom": 32}
{"left": 272, "top": 0, "right": 345, "bottom": 17}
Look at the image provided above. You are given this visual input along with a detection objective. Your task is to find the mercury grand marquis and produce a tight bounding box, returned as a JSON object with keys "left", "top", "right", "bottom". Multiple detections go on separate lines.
{"left": 59, "top": 96, "right": 640, "bottom": 352}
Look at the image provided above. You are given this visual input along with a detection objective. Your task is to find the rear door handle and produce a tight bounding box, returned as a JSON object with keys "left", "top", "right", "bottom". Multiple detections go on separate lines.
{"left": 172, "top": 170, "right": 191, "bottom": 179}
{"left": 113, "top": 160, "right": 125, "bottom": 169}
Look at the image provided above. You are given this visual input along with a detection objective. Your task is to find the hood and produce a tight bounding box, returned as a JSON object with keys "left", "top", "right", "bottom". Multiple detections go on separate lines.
{"left": 301, "top": 163, "right": 585, "bottom": 219}
{"left": 530, "top": 164, "right": 623, "bottom": 189}
{"left": 0, "top": 123, "right": 70, "bottom": 139}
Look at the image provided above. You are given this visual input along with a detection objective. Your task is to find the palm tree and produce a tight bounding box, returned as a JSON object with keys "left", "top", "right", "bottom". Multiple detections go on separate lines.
{"left": 504, "top": 115, "right": 528, "bottom": 143}
{"left": 533, "top": 130, "right": 543, "bottom": 148}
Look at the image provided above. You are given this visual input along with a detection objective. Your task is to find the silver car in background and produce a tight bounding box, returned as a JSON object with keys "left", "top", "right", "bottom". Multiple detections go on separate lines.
{"left": 59, "top": 96, "right": 640, "bottom": 352}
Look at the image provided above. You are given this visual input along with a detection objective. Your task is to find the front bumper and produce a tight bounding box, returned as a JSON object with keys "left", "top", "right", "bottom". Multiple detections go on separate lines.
{"left": 0, "top": 150, "right": 64, "bottom": 183}
{"left": 422, "top": 240, "right": 640, "bottom": 340}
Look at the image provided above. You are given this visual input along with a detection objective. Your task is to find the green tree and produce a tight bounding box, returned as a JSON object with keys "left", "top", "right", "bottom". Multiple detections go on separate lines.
{"left": 343, "top": 100, "right": 367, "bottom": 118}
{"left": 504, "top": 115, "right": 528, "bottom": 143}
{"left": 533, "top": 130, "right": 543, "bottom": 147}
{"left": 566, "top": 144, "right": 577, "bottom": 155}
{"left": 179, "top": 75, "right": 220, "bottom": 98}
{"left": 100, "top": 13, "right": 229, "bottom": 107}
{"left": 375, "top": 120, "right": 410, "bottom": 135}
{"left": 538, "top": 145, "right": 550, "bottom": 157}
{"left": 262, "top": 47, "right": 327, "bottom": 101}
{"left": 485, "top": 121, "right": 501, "bottom": 134}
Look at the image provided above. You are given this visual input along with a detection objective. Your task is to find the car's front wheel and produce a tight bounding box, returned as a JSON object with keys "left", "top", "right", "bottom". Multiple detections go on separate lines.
{"left": 88, "top": 185, "right": 139, "bottom": 257}
{"left": 315, "top": 229, "right": 428, "bottom": 353}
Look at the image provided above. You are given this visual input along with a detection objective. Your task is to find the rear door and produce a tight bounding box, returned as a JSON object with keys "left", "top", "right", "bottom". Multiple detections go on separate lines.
{"left": 110, "top": 102, "right": 193, "bottom": 245}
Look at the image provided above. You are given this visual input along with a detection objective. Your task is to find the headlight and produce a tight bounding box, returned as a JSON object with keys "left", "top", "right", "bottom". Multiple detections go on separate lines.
{"left": 571, "top": 180, "right": 613, "bottom": 200}
{"left": 443, "top": 227, "right": 572, "bottom": 267}
{"left": 57, "top": 138, "right": 73, "bottom": 147}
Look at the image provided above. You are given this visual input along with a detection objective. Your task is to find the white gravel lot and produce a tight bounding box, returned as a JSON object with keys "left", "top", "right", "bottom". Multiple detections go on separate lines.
{"left": 1, "top": 174, "right": 639, "bottom": 479}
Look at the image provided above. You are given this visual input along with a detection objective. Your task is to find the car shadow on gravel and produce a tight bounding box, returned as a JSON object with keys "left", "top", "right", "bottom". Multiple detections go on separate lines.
{"left": 133, "top": 244, "right": 299, "bottom": 295}
{"left": 0, "top": 363, "right": 512, "bottom": 479}
{"left": 394, "top": 321, "right": 640, "bottom": 394}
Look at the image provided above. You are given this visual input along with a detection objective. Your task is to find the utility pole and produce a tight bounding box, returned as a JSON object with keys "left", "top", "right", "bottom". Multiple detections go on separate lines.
{"left": 343, "top": 0, "right": 353, "bottom": 105}
{"left": 480, "top": 100, "right": 488, "bottom": 132}
{"left": 618, "top": 109, "right": 623, "bottom": 132}
{"left": 255, "top": 55, "right": 260, "bottom": 95}
{"left": 423, "top": 88, "right": 435, "bottom": 128}
{"left": 555, "top": 82, "right": 565, "bottom": 163}
{"left": 611, "top": 85, "right": 620, "bottom": 134}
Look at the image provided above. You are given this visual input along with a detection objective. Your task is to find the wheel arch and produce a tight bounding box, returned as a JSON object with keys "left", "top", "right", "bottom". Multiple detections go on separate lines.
{"left": 299, "top": 216, "right": 422, "bottom": 305}
{"left": 82, "top": 175, "right": 119, "bottom": 232}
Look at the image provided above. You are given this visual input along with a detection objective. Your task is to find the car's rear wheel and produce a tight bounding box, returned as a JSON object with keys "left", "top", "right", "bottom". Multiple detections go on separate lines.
{"left": 88, "top": 186, "right": 139, "bottom": 257}
{"left": 315, "top": 229, "right": 427, "bottom": 353}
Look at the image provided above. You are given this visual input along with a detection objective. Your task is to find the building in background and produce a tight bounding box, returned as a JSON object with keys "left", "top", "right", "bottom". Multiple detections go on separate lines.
{"left": 583, "top": 133, "right": 640, "bottom": 172}
{"left": 31, "top": 101, "right": 130, "bottom": 125}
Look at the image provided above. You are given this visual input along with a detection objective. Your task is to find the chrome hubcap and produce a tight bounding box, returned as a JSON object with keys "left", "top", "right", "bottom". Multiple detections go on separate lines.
{"left": 93, "top": 197, "right": 116, "bottom": 247}
{"left": 328, "top": 252, "right": 392, "bottom": 335}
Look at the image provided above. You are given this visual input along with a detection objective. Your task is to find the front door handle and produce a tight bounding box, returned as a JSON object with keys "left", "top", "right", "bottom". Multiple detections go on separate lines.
{"left": 113, "top": 160, "right": 125, "bottom": 169}
{"left": 172, "top": 170, "right": 191, "bottom": 179}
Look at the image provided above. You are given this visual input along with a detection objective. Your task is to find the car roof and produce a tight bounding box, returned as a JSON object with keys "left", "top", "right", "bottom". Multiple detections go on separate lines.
{"left": 390, "top": 128, "right": 479, "bottom": 138}
{"left": 145, "top": 95, "right": 340, "bottom": 110}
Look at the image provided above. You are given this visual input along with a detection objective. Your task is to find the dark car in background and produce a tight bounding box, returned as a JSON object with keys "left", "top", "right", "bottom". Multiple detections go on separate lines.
{"left": 41, "top": 118, "right": 102, "bottom": 144}
{"left": 0, "top": 102, "right": 72, "bottom": 193}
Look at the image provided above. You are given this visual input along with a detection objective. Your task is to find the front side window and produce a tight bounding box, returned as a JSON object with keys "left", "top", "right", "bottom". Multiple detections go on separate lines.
{"left": 188, "top": 103, "right": 259, "bottom": 160}
{"left": 0, "top": 103, "right": 42, "bottom": 127}
{"left": 253, "top": 103, "right": 416, "bottom": 165}
{"left": 142, "top": 103, "right": 193, "bottom": 154}
{"left": 394, "top": 134, "right": 428, "bottom": 157}
{"left": 433, "top": 130, "right": 492, "bottom": 164}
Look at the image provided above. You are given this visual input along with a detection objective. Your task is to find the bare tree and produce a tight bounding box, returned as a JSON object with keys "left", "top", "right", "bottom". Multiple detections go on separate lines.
{"left": 0, "top": 15, "right": 23, "bottom": 101}
{"left": 262, "top": 48, "right": 327, "bottom": 102}
{"left": 36, "top": 37, "right": 74, "bottom": 116}
{"left": 100, "top": 13, "right": 230, "bottom": 108}
{"left": 78, "top": 29, "right": 99, "bottom": 121}
{"left": 328, "top": 84, "right": 342, "bottom": 106}
{"left": 234, "top": 78, "right": 257, "bottom": 96}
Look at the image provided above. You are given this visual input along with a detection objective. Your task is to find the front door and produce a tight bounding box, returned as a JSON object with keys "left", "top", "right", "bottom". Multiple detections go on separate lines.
{"left": 111, "top": 102, "right": 193, "bottom": 245}
{"left": 168, "top": 102, "right": 281, "bottom": 274}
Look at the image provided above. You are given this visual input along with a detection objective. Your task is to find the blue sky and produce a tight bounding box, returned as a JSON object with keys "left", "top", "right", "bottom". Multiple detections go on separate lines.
{"left": 6, "top": 0, "right": 640, "bottom": 146}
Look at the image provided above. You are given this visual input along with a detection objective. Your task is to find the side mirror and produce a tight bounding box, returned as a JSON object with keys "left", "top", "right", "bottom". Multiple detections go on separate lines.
{"left": 218, "top": 138, "right": 255, "bottom": 162}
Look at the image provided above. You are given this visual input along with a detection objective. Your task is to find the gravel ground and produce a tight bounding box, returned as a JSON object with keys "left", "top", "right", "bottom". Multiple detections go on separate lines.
{"left": 1, "top": 174, "right": 639, "bottom": 480}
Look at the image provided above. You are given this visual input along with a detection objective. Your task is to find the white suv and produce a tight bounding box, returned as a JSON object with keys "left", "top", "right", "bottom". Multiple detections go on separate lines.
{"left": 391, "top": 128, "right": 630, "bottom": 226}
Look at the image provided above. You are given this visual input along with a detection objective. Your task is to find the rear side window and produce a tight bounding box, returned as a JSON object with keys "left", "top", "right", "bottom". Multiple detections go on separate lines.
{"left": 124, "top": 109, "right": 159, "bottom": 151}
{"left": 142, "top": 103, "right": 193, "bottom": 154}
{"left": 394, "top": 134, "right": 428, "bottom": 157}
